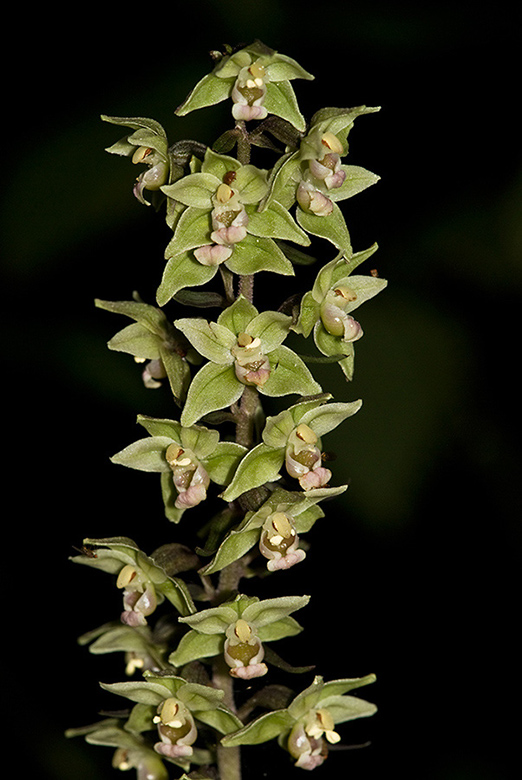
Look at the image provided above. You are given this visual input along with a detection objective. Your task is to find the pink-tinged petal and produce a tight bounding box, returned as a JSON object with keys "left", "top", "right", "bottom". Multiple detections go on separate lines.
{"left": 266, "top": 549, "right": 307, "bottom": 571}
{"left": 211, "top": 225, "right": 248, "bottom": 245}
{"left": 154, "top": 742, "right": 194, "bottom": 759}
{"left": 175, "top": 483, "right": 207, "bottom": 509}
{"left": 229, "top": 663, "right": 268, "bottom": 680}
{"left": 232, "top": 104, "right": 268, "bottom": 121}
{"left": 299, "top": 467, "right": 332, "bottom": 491}
{"left": 194, "top": 244, "right": 233, "bottom": 266}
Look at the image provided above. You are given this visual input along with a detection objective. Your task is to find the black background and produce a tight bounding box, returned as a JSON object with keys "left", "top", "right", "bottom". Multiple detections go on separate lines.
{"left": 4, "top": 2, "right": 521, "bottom": 778}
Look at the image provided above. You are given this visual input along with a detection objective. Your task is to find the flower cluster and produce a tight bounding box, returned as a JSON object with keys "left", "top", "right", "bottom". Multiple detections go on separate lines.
{"left": 69, "top": 40, "right": 383, "bottom": 780}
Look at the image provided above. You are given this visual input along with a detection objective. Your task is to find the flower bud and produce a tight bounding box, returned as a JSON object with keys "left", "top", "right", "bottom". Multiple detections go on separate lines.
{"left": 259, "top": 511, "right": 306, "bottom": 571}
{"left": 224, "top": 619, "right": 268, "bottom": 679}
{"left": 117, "top": 565, "right": 158, "bottom": 626}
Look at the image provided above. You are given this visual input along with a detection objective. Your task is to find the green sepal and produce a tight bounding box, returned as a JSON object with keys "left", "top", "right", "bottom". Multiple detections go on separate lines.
{"left": 110, "top": 436, "right": 173, "bottom": 472}
{"left": 294, "top": 290, "right": 320, "bottom": 338}
{"left": 246, "top": 200, "right": 310, "bottom": 246}
{"left": 169, "top": 629, "right": 224, "bottom": 667}
{"left": 240, "top": 594, "right": 309, "bottom": 628}
{"left": 328, "top": 165, "right": 380, "bottom": 203}
{"left": 162, "top": 172, "right": 220, "bottom": 209}
{"left": 220, "top": 443, "right": 285, "bottom": 502}
{"left": 247, "top": 310, "right": 292, "bottom": 352}
{"left": 203, "top": 442, "right": 247, "bottom": 486}
{"left": 298, "top": 398, "right": 363, "bottom": 437}
{"left": 217, "top": 294, "right": 258, "bottom": 333}
{"left": 288, "top": 673, "right": 377, "bottom": 719}
{"left": 164, "top": 207, "right": 211, "bottom": 257}
{"left": 261, "top": 345, "right": 322, "bottom": 398}
{"left": 101, "top": 115, "right": 168, "bottom": 160}
{"left": 175, "top": 72, "right": 234, "bottom": 117}
{"left": 174, "top": 318, "right": 236, "bottom": 364}
{"left": 221, "top": 709, "right": 294, "bottom": 747}
{"left": 157, "top": 250, "right": 218, "bottom": 306}
{"left": 224, "top": 235, "right": 294, "bottom": 277}
{"left": 198, "top": 516, "right": 263, "bottom": 575}
{"left": 260, "top": 151, "right": 301, "bottom": 211}
{"left": 100, "top": 679, "right": 172, "bottom": 707}
{"left": 179, "top": 604, "right": 238, "bottom": 635}
{"left": 196, "top": 705, "right": 244, "bottom": 736}
{"left": 313, "top": 321, "right": 355, "bottom": 379}
{"left": 180, "top": 363, "right": 243, "bottom": 427}
{"left": 78, "top": 623, "right": 160, "bottom": 659}
{"left": 296, "top": 201, "right": 352, "bottom": 255}
{"left": 263, "top": 80, "right": 307, "bottom": 133}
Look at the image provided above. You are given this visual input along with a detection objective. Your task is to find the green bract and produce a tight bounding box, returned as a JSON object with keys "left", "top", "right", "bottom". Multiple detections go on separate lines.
{"left": 110, "top": 415, "right": 246, "bottom": 522}
{"left": 174, "top": 295, "right": 322, "bottom": 427}
{"left": 294, "top": 244, "right": 388, "bottom": 379}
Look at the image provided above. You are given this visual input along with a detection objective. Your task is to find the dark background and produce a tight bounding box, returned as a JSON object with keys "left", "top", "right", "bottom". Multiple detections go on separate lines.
{"left": 4, "top": 2, "right": 521, "bottom": 778}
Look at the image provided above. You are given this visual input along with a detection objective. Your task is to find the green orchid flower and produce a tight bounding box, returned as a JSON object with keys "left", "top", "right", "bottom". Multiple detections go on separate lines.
{"left": 78, "top": 621, "right": 169, "bottom": 676}
{"left": 222, "top": 673, "right": 377, "bottom": 771}
{"left": 157, "top": 147, "right": 309, "bottom": 305}
{"left": 222, "top": 394, "right": 361, "bottom": 502}
{"left": 110, "top": 415, "right": 246, "bottom": 523}
{"left": 294, "top": 244, "right": 388, "bottom": 379}
{"left": 99, "top": 671, "right": 242, "bottom": 768}
{"left": 173, "top": 295, "right": 321, "bottom": 428}
{"left": 169, "top": 593, "right": 309, "bottom": 680}
{"left": 95, "top": 297, "right": 201, "bottom": 403}
{"left": 261, "top": 105, "right": 380, "bottom": 255}
{"left": 101, "top": 115, "right": 171, "bottom": 206}
{"left": 175, "top": 40, "right": 314, "bottom": 132}
{"left": 70, "top": 537, "right": 196, "bottom": 622}
{"left": 66, "top": 719, "right": 169, "bottom": 780}
{"left": 199, "top": 485, "right": 347, "bottom": 576}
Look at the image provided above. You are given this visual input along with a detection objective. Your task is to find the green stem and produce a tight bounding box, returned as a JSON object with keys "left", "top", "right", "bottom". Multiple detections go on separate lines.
{"left": 213, "top": 656, "right": 241, "bottom": 780}
{"left": 235, "top": 385, "right": 260, "bottom": 448}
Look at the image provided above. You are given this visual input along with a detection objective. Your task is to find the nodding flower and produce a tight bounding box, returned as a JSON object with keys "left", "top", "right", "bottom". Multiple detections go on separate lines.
{"left": 320, "top": 286, "right": 364, "bottom": 344}
{"left": 287, "top": 707, "right": 341, "bottom": 770}
{"left": 116, "top": 564, "right": 158, "bottom": 627}
{"left": 285, "top": 423, "right": 332, "bottom": 490}
{"left": 224, "top": 619, "right": 268, "bottom": 680}
{"left": 231, "top": 332, "right": 271, "bottom": 387}
{"left": 296, "top": 180, "right": 334, "bottom": 216}
{"left": 131, "top": 145, "right": 169, "bottom": 205}
{"left": 231, "top": 59, "right": 268, "bottom": 122}
{"left": 259, "top": 511, "right": 306, "bottom": 571}
{"left": 153, "top": 697, "right": 198, "bottom": 759}
{"left": 165, "top": 443, "right": 210, "bottom": 509}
